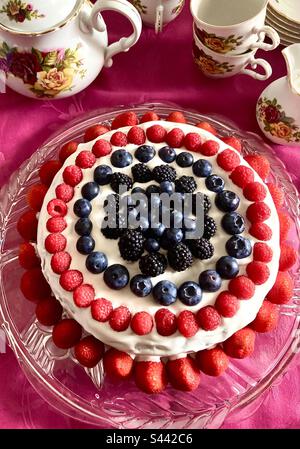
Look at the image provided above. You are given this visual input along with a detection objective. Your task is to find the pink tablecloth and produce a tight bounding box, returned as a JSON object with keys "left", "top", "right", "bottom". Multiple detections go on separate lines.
{"left": 0, "top": 3, "right": 299, "bottom": 429}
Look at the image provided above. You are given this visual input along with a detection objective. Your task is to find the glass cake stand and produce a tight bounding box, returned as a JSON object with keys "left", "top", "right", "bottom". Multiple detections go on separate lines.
{"left": 0, "top": 103, "right": 299, "bottom": 429}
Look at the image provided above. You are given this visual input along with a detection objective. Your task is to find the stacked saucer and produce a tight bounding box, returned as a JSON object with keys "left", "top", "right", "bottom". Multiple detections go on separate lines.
{"left": 266, "top": 0, "right": 300, "bottom": 46}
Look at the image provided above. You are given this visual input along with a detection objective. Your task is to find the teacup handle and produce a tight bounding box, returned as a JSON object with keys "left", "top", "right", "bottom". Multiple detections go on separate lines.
{"left": 155, "top": 5, "right": 164, "bottom": 34}
{"left": 87, "top": 0, "right": 142, "bottom": 68}
{"left": 251, "top": 25, "right": 280, "bottom": 51}
{"left": 241, "top": 56, "right": 272, "bottom": 81}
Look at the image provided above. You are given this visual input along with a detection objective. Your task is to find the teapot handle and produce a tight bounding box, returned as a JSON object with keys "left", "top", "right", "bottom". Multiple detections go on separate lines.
{"left": 87, "top": 0, "right": 142, "bottom": 68}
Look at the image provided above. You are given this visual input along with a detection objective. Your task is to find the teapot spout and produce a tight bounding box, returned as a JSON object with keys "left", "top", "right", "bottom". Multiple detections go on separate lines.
{"left": 282, "top": 43, "right": 300, "bottom": 96}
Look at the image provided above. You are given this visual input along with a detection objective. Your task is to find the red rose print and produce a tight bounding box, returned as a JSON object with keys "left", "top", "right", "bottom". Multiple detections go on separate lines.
{"left": 8, "top": 51, "right": 41, "bottom": 85}
{"left": 265, "top": 105, "right": 281, "bottom": 123}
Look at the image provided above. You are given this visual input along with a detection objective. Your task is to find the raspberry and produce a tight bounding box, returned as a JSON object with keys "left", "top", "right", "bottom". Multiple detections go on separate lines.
{"left": 246, "top": 202, "right": 271, "bottom": 223}
{"left": 217, "top": 149, "right": 240, "bottom": 171}
{"left": 177, "top": 310, "right": 199, "bottom": 337}
{"left": 84, "top": 124, "right": 110, "bottom": 142}
{"left": 155, "top": 308, "right": 177, "bottom": 336}
{"left": 47, "top": 199, "right": 67, "bottom": 217}
{"left": 45, "top": 233, "right": 66, "bottom": 254}
{"left": 196, "top": 306, "right": 221, "bottom": 331}
{"left": 18, "top": 242, "right": 40, "bottom": 269}
{"left": 74, "top": 335, "right": 104, "bottom": 368}
{"left": 140, "top": 111, "right": 160, "bottom": 123}
{"left": 46, "top": 217, "right": 67, "bottom": 234}
{"left": 146, "top": 125, "right": 167, "bottom": 143}
{"left": 39, "top": 160, "right": 62, "bottom": 186}
{"left": 249, "top": 222, "right": 272, "bottom": 241}
{"left": 200, "top": 140, "right": 219, "bottom": 156}
{"left": 166, "top": 128, "right": 185, "bottom": 148}
{"left": 60, "top": 270, "right": 83, "bottom": 292}
{"left": 253, "top": 242, "right": 273, "bottom": 262}
{"left": 196, "top": 347, "right": 229, "bottom": 377}
{"left": 167, "top": 357, "right": 200, "bottom": 392}
{"left": 250, "top": 300, "right": 279, "bottom": 333}
{"left": 221, "top": 136, "right": 242, "bottom": 153}
{"left": 63, "top": 165, "right": 83, "bottom": 187}
{"left": 223, "top": 327, "right": 255, "bottom": 359}
{"left": 266, "top": 271, "right": 293, "bottom": 304}
{"left": 20, "top": 268, "right": 51, "bottom": 302}
{"left": 111, "top": 111, "right": 138, "bottom": 130}
{"left": 35, "top": 297, "right": 63, "bottom": 326}
{"left": 279, "top": 211, "right": 292, "bottom": 242}
{"left": 75, "top": 150, "right": 96, "bottom": 169}
{"left": 127, "top": 126, "right": 146, "bottom": 145}
{"left": 243, "top": 182, "right": 267, "bottom": 202}
{"left": 73, "top": 284, "right": 95, "bottom": 308}
{"left": 51, "top": 251, "right": 71, "bottom": 274}
{"left": 17, "top": 210, "right": 38, "bottom": 241}
{"left": 52, "top": 319, "right": 82, "bottom": 349}
{"left": 26, "top": 183, "right": 48, "bottom": 211}
{"left": 166, "top": 111, "right": 186, "bottom": 123}
{"left": 91, "top": 298, "right": 113, "bottom": 322}
{"left": 229, "top": 276, "right": 255, "bottom": 299}
{"left": 246, "top": 261, "right": 270, "bottom": 285}
{"left": 215, "top": 291, "right": 239, "bottom": 317}
{"left": 230, "top": 165, "right": 255, "bottom": 188}
{"left": 103, "top": 348, "right": 133, "bottom": 379}
{"left": 59, "top": 141, "right": 78, "bottom": 163}
{"left": 55, "top": 183, "right": 74, "bottom": 203}
{"left": 279, "top": 243, "right": 297, "bottom": 271}
{"left": 134, "top": 361, "right": 168, "bottom": 394}
{"left": 196, "top": 121, "right": 217, "bottom": 136}
{"left": 92, "top": 139, "right": 112, "bottom": 157}
{"left": 110, "top": 131, "right": 128, "bottom": 146}
{"left": 109, "top": 306, "right": 131, "bottom": 332}
{"left": 244, "top": 154, "right": 270, "bottom": 180}
{"left": 266, "top": 183, "right": 284, "bottom": 209}
{"left": 131, "top": 312, "right": 153, "bottom": 335}
{"left": 184, "top": 132, "right": 201, "bottom": 152}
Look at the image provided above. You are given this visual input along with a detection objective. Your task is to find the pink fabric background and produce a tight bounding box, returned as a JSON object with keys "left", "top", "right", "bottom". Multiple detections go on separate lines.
{"left": 0, "top": 2, "right": 299, "bottom": 429}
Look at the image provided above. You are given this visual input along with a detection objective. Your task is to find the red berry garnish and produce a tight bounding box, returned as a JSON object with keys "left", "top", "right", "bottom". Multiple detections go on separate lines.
{"left": 52, "top": 318, "right": 82, "bottom": 349}
{"left": 200, "top": 140, "right": 219, "bottom": 156}
{"left": 47, "top": 199, "right": 67, "bottom": 217}
{"left": 279, "top": 243, "right": 297, "bottom": 271}
{"left": 51, "top": 251, "right": 71, "bottom": 274}
{"left": 215, "top": 291, "right": 239, "bottom": 317}
{"left": 73, "top": 284, "right": 95, "bottom": 308}
{"left": 131, "top": 311, "right": 153, "bottom": 335}
{"left": 223, "top": 327, "right": 255, "bottom": 359}
{"left": 183, "top": 132, "right": 201, "bottom": 152}
{"left": 196, "top": 121, "right": 217, "bottom": 136}
{"left": 111, "top": 112, "right": 139, "bottom": 130}
{"left": 229, "top": 276, "right": 255, "bottom": 299}
{"left": 167, "top": 357, "right": 200, "bottom": 392}
{"left": 127, "top": 126, "right": 146, "bottom": 145}
{"left": 221, "top": 136, "right": 242, "bottom": 153}
{"left": 75, "top": 150, "right": 96, "bottom": 169}
{"left": 92, "top": 139, "right": 112, "bottom": 157}
{"left": 217, "top": 149, "right": 240, "bottom": 171}
{"left": 74, "top": 336, "right": 104, "bottom": 368}
{"left": 166, "top": 111, "right": 186, "bottom": 123}
{"left": 109, "top": 306, "right": 131, "bottom": 332}
{"left": 17, "top": 210, "right": 38, "bottom": 241}
{"left": 103, "top": 348, "right": 133, "bottom": 379}
{"left": 20, "top": 268, "right": 51, "bottom": 302}
{"left": 246, "top": 261, "right": 270, "bottom": 285}
{"left": 35, "top": 297, "right": 63, "bottom": 326}
{"left": 177, "top": 310, "right": 199, "bottom": 337}
{"left": 166, "top": 128, "right": 185, "bottom": 148}
{"left": 266, "top": 271, "right": 294, "bottom": 305}
{"left": 244, "top": 154, "right": 270, "bottom": 180}
{"left": 278, "top": 211, "right": 292, "bottom": 242}
{"left": 110, "top": 131, "right": 128, "bottom": 146}
{"left": 249, "top": 222, "right": 272, "bottom": 241}
{"left": 63, "top": 165, "right": 83, "bottom": 187}
{"left": 55, "top": 183, "right": 74, "bottom": 203}
{"left": 246, "top": 202, "right": 271, "bottom": 223}
{"left": 91, "top": 298, "right": 113, "bottom": 322}
{"left": 140, "top": 111, "right": 160, "bottom": 123}
{"left": 230, "top": 165, "right": 255, "bottom": 188}
{"left": 250, "top": 300, "right": 279, "bottom": 333}
{"left": 146, "top": 124, "right": 167, "bottom": 143}
{"left": 84, "top": 124, "right": 110, "bottom": 142}
{"left": 45, "top": 233, "right": 66, "bottom": 254}
{"left": 39, "top": 160, "right": 62, "bottom": 186}
{"left": 18, "top": 242, "right": 40, "bottom": 269}
{"left": 155, "top": 308, "right": 177, "bottom": 336}
{"left": 135, "top": 360, "right": 168, "bottom": 394}
{"left": 266, "top": 183, "right": 284, "bottom": 209}
{"left": 253, "top": 242, "right": 273, "bottom": 262}
{"left": 243, "top": 182, "right": 267, "bottom": 202}
{"left": 59, "top": 141, "right": 78, "bottom": 163}
{"left": 60, "top": 269, "right": 83, "bottom": 292}
{"left": 196, "top": 306, "right": 221, "bottom": 331}
{"left": 26, "top": 183, "right": 48, "bottom": 211}
{"left": 46, "top": 217, "right": 67, "bottom": 233}
{"left": 196, "top": 347, "right": 229, "bottom": 377}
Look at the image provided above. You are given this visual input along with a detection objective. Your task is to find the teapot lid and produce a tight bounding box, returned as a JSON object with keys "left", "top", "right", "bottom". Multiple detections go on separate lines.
{"left": 0, "top": 0, "right": 83, "bottom": 35}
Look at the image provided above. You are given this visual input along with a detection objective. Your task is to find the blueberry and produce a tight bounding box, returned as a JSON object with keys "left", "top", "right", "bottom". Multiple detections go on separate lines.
{"left": 81, "top": 182, "right": 100, "bottom": 201}
{"left": 135, "top": 145, "right": 156, "bottom": 163}
{"left": 226, "top": 235, "right": 252, "bottom": 259}
{"left": 75, "top": 218, "right": 92, "bottom": 236}
{"left": 178, "top": 281, "right": 202, "bottom": 306}
{"left": 153, "top": 280, "right": 177, "bottom": 306}
{"left": 193, "top": 159, "right": 212, "bottom": 177}
{"left": 132, "top": 187, "right": 146, "bottom": 195}
{"left": 86, "top": 251, "right": 108, "bottom": 274}
{"left": 160, "top": 228, "right": 183, "bottom": 249}
{"left": 94, "top": 165, "right": 112, "bottom": 185}
{"left": 205, "top": 175, "right": 225, "bottom": 193}
{"left": 216, "top": 256, "right": 239, "bottom": 279}
{"left": 160, "top": 181, "right": 174, "bottom": 195}
{"left": 221, "top": 212, "right": 245, "bottom": 235}
{"left": 149, "top": 222, "right": 166, "bottom": 238}
{"left": 130, "top": 275, "right": 152, "bottom": 297}
{"left": 104, "top": 264, "right": 129, "bottom": 290}
{"left": 73, "top": 199, "right": 92, "bottom": 218}
{"left": 158, "top": 146, "right": 176, "bottom": 163}
{"left": 199, "top": 270, "right": 222, "bottom": 292}
{"left": 215, "top": 190, "right": 240, "bottom": 212}
{"left": 146, "top": 184, "right": 160, "bottom": 196}
{"left": 176, "top": 152, "right": 194, "bottom": 167}
{"left": 76, "top": 235, "right": 95, "bottom": 255}
{"left": 145, "top": 238, "right": 160, "bottom": 253}
{"left": 111, "top": 149, "right": 133, "bottom": 168}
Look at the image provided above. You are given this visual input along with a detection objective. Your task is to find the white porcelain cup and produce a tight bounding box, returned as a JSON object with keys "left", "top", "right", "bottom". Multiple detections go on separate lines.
{"left": 130, "top": 0, "right": 185, "bottom": 33}
{"left": 191, "top": 0, "right": 280, "bottom": 55}
{"left": 193, "top": 30, "right": 272, "bottom": 80}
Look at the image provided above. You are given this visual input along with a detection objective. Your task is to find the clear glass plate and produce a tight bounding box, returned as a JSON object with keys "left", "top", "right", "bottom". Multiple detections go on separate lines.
{"left": 0, "top": 102, "right": 299, "bottom": 429}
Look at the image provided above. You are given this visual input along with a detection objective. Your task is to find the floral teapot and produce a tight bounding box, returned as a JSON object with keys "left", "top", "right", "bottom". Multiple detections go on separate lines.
{"left": 0, "top": 0, "right": 142, "bottom": 99}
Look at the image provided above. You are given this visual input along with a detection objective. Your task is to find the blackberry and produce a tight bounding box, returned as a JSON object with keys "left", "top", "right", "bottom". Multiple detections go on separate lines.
{"left": 139, "top": 252, "right": 167, "bottom": 277}
{"left": 131, "top": 163, "right": 153, "bottom": 183}
{"left": 192, "top": 193, "right": 211, "bottom": 215}
{"left": 175, "top": 176, "right": 197, "bottom": 194}
{"left": 152, "top": 165, "right": 177, "bottom": 183}
{"left": 188, "top": 238, "right": 214, "bottom": 260}
{"left": 103, "top": 193, "right": 120, "bottom": 212}
{"left": 101, "top": 215, "right": 126, "bottom": 240}
{"left": 118, "top": 230, "right": 145, "bottom": 262}
{"left": 110, "top": 172, "right": 133, "bottom": 193}
{"left": 203, "top": 216, "right": 217, "bottom": 239}
{"left": 168, "top": 243, "right": 193, "bottom": 272}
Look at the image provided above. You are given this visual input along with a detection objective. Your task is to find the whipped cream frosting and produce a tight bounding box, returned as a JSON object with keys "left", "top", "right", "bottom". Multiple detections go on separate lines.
{"left": 37, "top": 121, "right": 280, "bottom": 357}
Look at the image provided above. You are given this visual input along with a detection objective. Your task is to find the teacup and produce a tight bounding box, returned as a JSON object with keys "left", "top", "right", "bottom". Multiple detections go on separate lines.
{"left": 193, "top": 30, "right": 272, "bottom": 80}
{"left": 190, "top": 0, "right": 280, "bottom": 55}
{"left": 130, "top": 0, "right": 185, "bottom": 33}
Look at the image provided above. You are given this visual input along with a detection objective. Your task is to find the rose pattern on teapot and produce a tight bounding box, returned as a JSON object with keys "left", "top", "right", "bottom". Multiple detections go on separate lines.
{"left": 0, "top": 0, "right": 44, "bottom": 23}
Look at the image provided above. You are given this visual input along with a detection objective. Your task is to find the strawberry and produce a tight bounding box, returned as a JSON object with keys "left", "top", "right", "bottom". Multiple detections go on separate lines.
{"left": 278, "top": 211, "right": 292, "bottom": 242}
{"left": 18, "top": 242, "right": 40, "bottom": 269}
{"left": 20, "top": 268, "right": 51, "bottom": 302}
{"left": 134, "top": 360, "right": 168, "bottom": 394}
{"left": 35, "top": 296, "right": 63, "bottom": 326}
{"left": 74, "top": 336, "right": 104, "bottom": 368}
{"left": 59, "top": 141, "right": 78, "bottom": 163}
{"left": 196, "top": 121, "right": 217, "bottom": 136}
{"left": 39, "top": 160, "right": 62, "bottom": 186}
{"left": 196, "top": 347, "right": 229, "bottom": 376}
{"left": 221, "top": 136, "right": 242, "bottom": 153}
{"left": 167, "top": 357, "right": 200, "bottom": 392}
{"left": 223, "top": 327, "right": 256, "bottom": 359}
{"left": 244, "top": 154, "right": 270, "bottom": 180}
{"left": 140, "top": 111, "right": 160, "bottom": 123}
{"left": 250, "top": 300, "right": 279, "bottom": 333}
{"left": 111, "top": 112, "right": 139, "bottom": 130}
{"left": 266, "top": 183, "right": 284, "bottom": 209}
{"left": 166, "top": 111, "right": 186, "bottom": 123}
{"left": 84, "top": 124, "right": 110, "bottom": 142}
{"left": 52, "top": 318, "right": 82, "bottom": 349}
{"left": 17, "top": 210, "right": 38, "bottom": 241}
{"left": 266, "top": 271, "right": 293, "bottom": 305}
{"left": 26, "top": 183, "right": 48, "bottom": 211}
{"left": 279, "top": 243, "right": 297, "bottom": 271}
{"left": 103, "top": 348, "right": 133, "bottom": 379}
